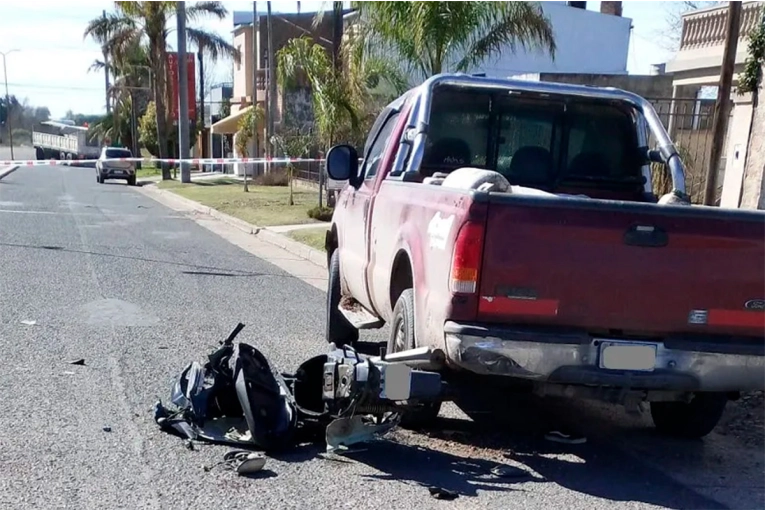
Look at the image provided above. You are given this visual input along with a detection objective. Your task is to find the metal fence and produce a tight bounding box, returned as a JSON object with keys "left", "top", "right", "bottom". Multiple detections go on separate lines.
{"left": 646, "top": 96, "right": 727, "bottom": 204}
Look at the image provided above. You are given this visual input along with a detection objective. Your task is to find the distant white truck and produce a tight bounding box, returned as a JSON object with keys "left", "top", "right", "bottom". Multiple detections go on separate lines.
{"left": 32, "top": 120, "right": 101, "bottom": 162}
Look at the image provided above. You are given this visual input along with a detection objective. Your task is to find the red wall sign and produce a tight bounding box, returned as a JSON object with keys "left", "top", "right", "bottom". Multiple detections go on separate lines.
{"left": 168, "top": 52, "right": 197, "bottom": 122}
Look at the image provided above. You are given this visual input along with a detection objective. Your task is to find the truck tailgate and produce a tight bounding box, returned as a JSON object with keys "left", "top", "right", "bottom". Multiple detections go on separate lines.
{"left": 477, "top": 196, "right": 765, "bottom": 337}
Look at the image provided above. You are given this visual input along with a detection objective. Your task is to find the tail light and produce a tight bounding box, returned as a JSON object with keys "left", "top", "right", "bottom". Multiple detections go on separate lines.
{"left": 450, "top": 221, "right": 485, "bottom": 294}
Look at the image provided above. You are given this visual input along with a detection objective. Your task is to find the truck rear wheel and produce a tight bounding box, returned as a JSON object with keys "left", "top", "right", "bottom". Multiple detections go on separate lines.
{"left": 389, "top": 289, "right": 442, "bottom": 429}
{"left": 650, "top": 392, "right": 728, "bottom": 439}
{"left": 326, "top": 250, "right": 358, "bottom": 347}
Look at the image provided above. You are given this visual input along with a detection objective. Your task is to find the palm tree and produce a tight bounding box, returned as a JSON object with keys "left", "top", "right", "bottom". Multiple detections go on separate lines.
{"left": 352, "top": 1, "right": 556, "bottom": 80}
{"left": 88, "top": 40, "right": 152, "bottom": 151}
{"left": 85, "top": 1, "right": 239, "bottom": 180}
{"left": 277, "top": 33, "right": 408, "bottom": 150}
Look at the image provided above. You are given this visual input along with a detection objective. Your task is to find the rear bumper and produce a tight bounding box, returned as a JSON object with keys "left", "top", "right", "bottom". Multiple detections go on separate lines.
{"left": 99, "top": 165, "right": 135, "bottom": 177}
{"left": 443, "top": 321, "right": 765, "bottom": 392}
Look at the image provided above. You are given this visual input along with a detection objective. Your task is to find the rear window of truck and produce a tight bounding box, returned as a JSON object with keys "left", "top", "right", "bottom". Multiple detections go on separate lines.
{"left": 421, "top": 89, "right": 643, "bottom": 192}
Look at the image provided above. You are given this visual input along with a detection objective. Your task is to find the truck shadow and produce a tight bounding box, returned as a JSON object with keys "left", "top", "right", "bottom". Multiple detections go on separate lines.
{"left": 343, "top": 388, "right": 734, "bottom": 508}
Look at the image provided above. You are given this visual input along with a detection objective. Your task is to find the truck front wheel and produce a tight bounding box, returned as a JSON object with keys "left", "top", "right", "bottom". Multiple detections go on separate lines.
{"left": 650, "top": 392, "right": 728, "bottom": 439}
{"left": 389, "top": 289, "right": 442, "bottom": 429}
{"left": 326, "top": 250, "right": 358, "bottom": 347}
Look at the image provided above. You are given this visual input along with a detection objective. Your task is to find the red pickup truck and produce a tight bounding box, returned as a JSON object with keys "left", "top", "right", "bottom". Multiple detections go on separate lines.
{"left": 323, "top": 74, "right": 765, "bottom": 438}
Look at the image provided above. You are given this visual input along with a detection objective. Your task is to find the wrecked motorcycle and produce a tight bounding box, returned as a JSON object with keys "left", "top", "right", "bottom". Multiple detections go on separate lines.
{"left": 154, "top": 323, "right": 446, "bottom": 453}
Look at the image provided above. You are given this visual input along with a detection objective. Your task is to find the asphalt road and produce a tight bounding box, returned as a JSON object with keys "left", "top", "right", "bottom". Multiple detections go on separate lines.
{"left": 0, "top": 165, "right": 762, "bottom": 510}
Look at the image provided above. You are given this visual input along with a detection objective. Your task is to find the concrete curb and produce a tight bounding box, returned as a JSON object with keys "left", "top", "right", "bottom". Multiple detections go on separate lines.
{"left": 0, "top": 166, "right": 19, "bottom": 180}
{"left": 138, "top": 183, "right": 329, "bottom": 270}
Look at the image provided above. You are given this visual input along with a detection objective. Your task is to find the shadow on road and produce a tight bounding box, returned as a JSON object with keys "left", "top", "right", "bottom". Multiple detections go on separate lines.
{"left": 0, "top": 241, "right": 302, "bottom": 280}
{"left": 378, "top": 388, "right": 732, "bottom": 509}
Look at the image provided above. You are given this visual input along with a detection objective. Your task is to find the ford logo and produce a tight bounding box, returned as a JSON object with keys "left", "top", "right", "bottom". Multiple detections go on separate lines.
{"left": 744, "top": 299, "right": 765, "bottom": 311}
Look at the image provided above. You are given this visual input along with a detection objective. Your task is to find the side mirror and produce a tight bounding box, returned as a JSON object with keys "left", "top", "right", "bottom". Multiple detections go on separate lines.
{"left": 326, "top": 144, "right": 359, "bottom": 185}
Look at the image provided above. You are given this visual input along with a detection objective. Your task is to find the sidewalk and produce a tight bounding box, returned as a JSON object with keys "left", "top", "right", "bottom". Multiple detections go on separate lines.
{"left": 137, "top": 181, "right": 330, "bottom": 270}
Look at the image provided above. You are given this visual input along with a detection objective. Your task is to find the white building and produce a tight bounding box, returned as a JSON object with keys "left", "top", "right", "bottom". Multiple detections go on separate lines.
{"left": 346, "top": 1, "right": 631, "bottom": 81}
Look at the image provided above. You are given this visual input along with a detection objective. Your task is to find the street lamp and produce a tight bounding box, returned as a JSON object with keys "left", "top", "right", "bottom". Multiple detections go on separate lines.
{"left": 1, "top": 49, "right": 19, "bottom": 161}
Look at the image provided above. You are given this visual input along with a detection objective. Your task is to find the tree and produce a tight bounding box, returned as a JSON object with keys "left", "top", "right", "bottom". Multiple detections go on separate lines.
{"left": 235, "top": 104, "right": 265, "bottom": 192}
{"left": 351, "top": 1, "right": 555, "bottom": 80}
{"left": 84, "top": 1, "right": 238, "bottom": 180}
{"left": 277, "top": 35, "right": 405, "bottom": 150}
{"left": 272, "top": 128, "right": 314, "bottom": 205}
{"left": 139, "top": 100, "right": 195, "bottom": 157}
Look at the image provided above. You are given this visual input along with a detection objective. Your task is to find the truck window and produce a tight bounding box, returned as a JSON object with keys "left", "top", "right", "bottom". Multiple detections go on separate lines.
{"left": 362, "top": 112, "right": 400, "bottom": 180}
{"left": 421, "top": 88, "right": 643, "bottom": 192}
{"left": 421, "top": 92, "right": 489, "bottom": 176}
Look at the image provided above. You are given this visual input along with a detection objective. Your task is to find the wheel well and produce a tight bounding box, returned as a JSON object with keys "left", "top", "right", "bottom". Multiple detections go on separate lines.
{"left": 325, "top": 226, "right": 338, "bottom": 267}
{"left": 389, "top": 251, "right": 413, "bottom": 312}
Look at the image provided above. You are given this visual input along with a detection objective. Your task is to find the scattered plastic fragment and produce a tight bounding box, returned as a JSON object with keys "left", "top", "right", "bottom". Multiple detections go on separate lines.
{"left": 491, "top": 465, "right": 529, "bottom": 479}
{"left": 102, "top": 426, "right": 112, "bottom": 432}
{"left": 428, "top": 487, "right": 459, "bottom": 500}
{"left": 20, "top": 320, "right": 36, "bottom": 326}
{"left": 544, "top": 430, "right": 586, "bottom": 445}
{"left": 67, "top": 359, "right": 86, "bottom": 366}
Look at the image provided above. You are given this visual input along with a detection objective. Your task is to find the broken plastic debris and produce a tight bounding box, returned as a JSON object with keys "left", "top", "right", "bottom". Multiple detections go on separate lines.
{"left": 67, "top": 359, "right": 86, "bottom": 366}
{"left": 62, "top": 371, "right": 76, "bottom": 375}
{"left": 544, "top": 430, "right": 586, "bottom": 445}
{"left": 325, "top": 416, "right": 397, "bottom": 454}
{"left": 102, "top": 426, "right": 112, "bottom": 432}
{"left": 20, "top": 320, "right": 36, "bottom": 326}
{"left": 428, "top": 487, "right": 459, "bottom": 500}
{"left": 204, "top": 450, "right": 268, "bottom": 476}
{"left": 491, "top": 465, "right": 529, "bottom": 479}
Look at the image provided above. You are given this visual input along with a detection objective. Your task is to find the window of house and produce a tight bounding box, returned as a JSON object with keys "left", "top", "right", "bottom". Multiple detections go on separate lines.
{"left": 236, "top": 46, "right": 242, "bottom": 70}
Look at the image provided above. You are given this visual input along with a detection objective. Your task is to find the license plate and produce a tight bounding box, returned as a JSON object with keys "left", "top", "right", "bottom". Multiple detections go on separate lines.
{"left": 599, "top": 341, "right": 657, "bottom": 371}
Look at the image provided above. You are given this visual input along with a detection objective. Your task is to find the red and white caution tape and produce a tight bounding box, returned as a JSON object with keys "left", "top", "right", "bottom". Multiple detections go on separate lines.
{"left": 0, "top": 157, "right": 327, "bottom": 167}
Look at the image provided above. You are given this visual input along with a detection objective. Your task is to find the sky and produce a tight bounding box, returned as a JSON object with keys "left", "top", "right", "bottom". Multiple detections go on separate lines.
{"left": 0, "top": 1, "right": 680, "bottom": 119}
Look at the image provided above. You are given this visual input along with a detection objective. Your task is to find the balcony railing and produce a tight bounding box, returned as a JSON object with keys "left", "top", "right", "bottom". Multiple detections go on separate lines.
{"left": 679, "top": 1, "right": 763, "bottom": 50}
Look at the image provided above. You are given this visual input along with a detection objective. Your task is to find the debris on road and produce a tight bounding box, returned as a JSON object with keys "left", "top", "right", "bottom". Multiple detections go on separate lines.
{"left": 154, "top": 322, "right": 444, "bottom": 456}
{"left": 544, "top": 430, "right": 587, "bottom": 445}
{"left": 491, "top": 465, "right": 529, "bottom": 479}
{"left": 20, "top": 320, "right": 37, "bottom": 326}
{"left": 102, "top": 426, "right": 112, "bottom": 432}
{"left": 67, "top": 359, "right": 86, "bottom": 366}
{"left": 428, "top": 487, "right": 459, "bottom": 501}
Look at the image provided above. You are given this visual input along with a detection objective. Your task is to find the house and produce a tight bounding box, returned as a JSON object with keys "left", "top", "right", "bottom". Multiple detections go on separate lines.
{"left": 210, "top": 10, "right": 338, "bottom": 176}
{"left": 664, "top": 1, "right": 764, "bottom": 208}
{"left": 214, "top": 3, "right": 635, "bottom": 175}
{"left": 666, "top": 0, "right": 765, "bottom": 207}
{"left": 344, "top": 1, "right": 632, "bottom": 81}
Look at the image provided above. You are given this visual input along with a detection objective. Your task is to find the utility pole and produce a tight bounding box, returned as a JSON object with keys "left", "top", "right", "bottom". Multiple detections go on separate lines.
{"left": 704, "top": 1, "right": 742, "bottom": 206}
{"left": 197, "top": 49, "right": 203, "bottom": 163}
{"left": 177, "top": 1, "right": 191, "bottom": 183}
{"left": 1, "top": 49, "right": 18, "bottom": 161}
{"left": 103, "top": 10, "right": 111, "bottom": 115}
{"left": 267, "top": 1, "right": 276, "bottom": 174}
{"left": 246, "top": 0, "right": 257, "bottom": 191}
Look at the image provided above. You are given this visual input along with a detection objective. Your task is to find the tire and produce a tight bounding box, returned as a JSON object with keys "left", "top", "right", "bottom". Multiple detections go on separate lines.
{"left": 388, "top": 288, "right": 442, "bottom": 429}
{"left": 127, "top": 175, "right": 136, "bottom": 186}
{"left": 651, "top": 392, "right": 728, "bottom": 439}
{"left": 326, "top": 250, "right": 359, "bottom": 347}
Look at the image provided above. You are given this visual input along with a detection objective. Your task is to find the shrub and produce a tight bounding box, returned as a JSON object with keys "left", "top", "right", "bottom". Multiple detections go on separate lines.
{"left": 307, "top": 205, "right": 334, "bottom": 222}
{"left": 254, "top": 170, "right": 289, "bottom": 186}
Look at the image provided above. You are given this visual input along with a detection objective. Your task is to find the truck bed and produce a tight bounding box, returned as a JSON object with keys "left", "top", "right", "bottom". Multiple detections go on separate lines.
{"left": 476, "top": 193, "right": 765, "bottom": 339}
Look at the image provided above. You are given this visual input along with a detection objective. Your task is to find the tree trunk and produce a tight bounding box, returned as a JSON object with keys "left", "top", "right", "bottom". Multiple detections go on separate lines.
{"left": 152, "top": 40, "right": 172, "bottom": 180}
